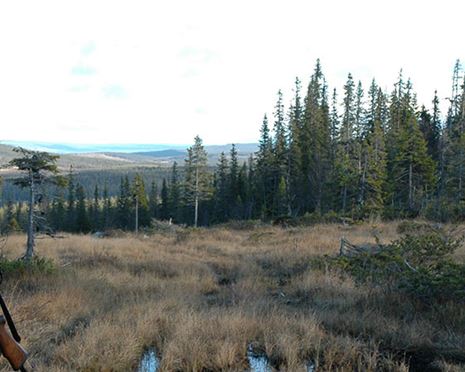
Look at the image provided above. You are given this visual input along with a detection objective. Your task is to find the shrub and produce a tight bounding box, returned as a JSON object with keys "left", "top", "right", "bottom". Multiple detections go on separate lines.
{"left": 332, "top": 231, "right": 465, "bottom": 304}
{"left": 0, "top": 256, "right": 56, "bottom": 279}
{"left": 396, "top": 220, "right": 441, "bottom": 235}
{"left": 218, "top": 220, "right": 266, "bottom": 230}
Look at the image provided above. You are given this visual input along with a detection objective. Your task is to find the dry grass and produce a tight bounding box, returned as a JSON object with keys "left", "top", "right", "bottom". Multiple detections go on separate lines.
{"left": 0, "top": 221, "right": 463, "bottom": 371}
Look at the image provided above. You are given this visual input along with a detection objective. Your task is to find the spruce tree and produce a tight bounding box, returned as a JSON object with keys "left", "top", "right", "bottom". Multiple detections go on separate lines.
{"left": 301, "top": 59, "right": 331, "bottom": 213}
{"left": 184, "top": 136, "right": 211, "bottom": 227}
{"left": 75, "top": 184, "right": 90, "bottom": 233}
{"left": 214, "top": 152, "right": 229, "bottom": 222}
{"left": 360, "top": 87, "right": 388, "bottom": 216}
{"left": 92, "top": 185, "right": 100, "bottom": 230}
{"left": 160, "top": 178, "right": 169, "bottom": 220}
{"left": 288, "top": 78, "right": 304, "bottom": 215}
{"left": 66, "top": 166, "right": 76, "bottom": 231}
{"left": 228, "top": 144, "right": 239, "bottom": 216}
{"left": 116, "top": 176, "right": 132, "bottom": 229}
{"left": 168, "top": 162, "right": 181, "bottom": 222}
{"left": 390, "top": 90, "right": 436, "bottom": 214}
{"left": 102, "top": 183, "right": 112, "bottom": 230}
{"left": 132, "top": 174, "right": 150, "bottom": 229}
{"left": 255, "top": 115, "right": 274, "bottom": 218}
{"left": 149, "top": 181, "right": 159, "bottom": 219}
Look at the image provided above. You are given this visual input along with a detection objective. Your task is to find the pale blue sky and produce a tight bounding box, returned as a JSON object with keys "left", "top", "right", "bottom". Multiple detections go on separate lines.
{"left": 0, "top": 0, "right": 463, "bottom": 145}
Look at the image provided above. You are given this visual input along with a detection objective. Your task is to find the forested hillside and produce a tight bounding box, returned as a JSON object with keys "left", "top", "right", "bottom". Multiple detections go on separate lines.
{"left": 1, "top": 59, "right": 464, "bottom": 233}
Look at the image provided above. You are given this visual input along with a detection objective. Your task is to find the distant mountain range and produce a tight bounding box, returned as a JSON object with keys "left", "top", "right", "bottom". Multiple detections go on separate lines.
{"left": 0, "top": 142, "right": 258, "bottom": 170}
{"left": 1, "top": 141, "right": 187, "bottom": 154}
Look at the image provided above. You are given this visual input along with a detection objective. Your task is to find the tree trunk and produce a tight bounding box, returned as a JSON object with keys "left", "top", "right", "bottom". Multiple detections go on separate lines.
{"left": 194, "top": 166, "right": 199, "bottom": 227}
{"left": 408, "top": 162, "right": 413, "bottom": 211}
{"left": 194, "top": 195, "right": 199, "bottom": 228}
{"left": 25, "top": 174, "right": 35, "bottom": 260}
{"left": 135, "top": 196, "right": 139, "bottom": 234}
{"left": 342, "top": 185, "right": 347, "bottom": 214}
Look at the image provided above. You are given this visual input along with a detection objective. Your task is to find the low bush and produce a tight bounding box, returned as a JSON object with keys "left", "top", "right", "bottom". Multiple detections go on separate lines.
{"left": 332, "top": 231, "right": 465, "bottom": 304}
{"left": 0, "top": 256, "right": 56, "bottom": 278}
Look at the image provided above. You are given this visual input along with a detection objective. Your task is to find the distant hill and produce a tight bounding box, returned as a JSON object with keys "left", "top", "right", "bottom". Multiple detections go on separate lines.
{"left": 1, "top": 141, "right": 187, "bottom": 154}
{"left": 0, "top": 142, "right": 259, "bottom": 171}
{"left": 2, "top": 141, "right": 258, "bottom": 156}
{"left": 133, "top": 149, "right": 186, "bottom": 157}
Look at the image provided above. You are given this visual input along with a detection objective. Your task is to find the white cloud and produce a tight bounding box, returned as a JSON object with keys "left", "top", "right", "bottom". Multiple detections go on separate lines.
{"left": 0, "top": 0, "right": 463, "bottom": 145}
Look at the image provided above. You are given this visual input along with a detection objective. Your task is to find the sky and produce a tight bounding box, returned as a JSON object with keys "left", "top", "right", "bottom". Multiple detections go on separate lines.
{"left": 0, "top": 0, "right": 463, "bottom": 146}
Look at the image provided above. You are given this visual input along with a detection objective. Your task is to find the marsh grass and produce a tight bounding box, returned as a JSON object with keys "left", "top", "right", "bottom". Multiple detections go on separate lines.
{"left": 0, "top": 222, "right": 462, "bottom": 371}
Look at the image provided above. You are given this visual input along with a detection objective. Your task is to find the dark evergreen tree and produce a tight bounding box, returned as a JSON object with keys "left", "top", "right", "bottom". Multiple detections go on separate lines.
{"left": 255, "top": 114, "right": 274, "bottom": 218}
{"left": 301, "top": 59, "right": 331, "bottom": 213}
{"left": 160, "top": 178, "right": 169, "bottom": 220}
{"left": 66, "top": 166, "right": 76, "bottom": 230}
{"left": 288, "top": 78, "right": 304, "bottom": 215}
{"left": 116, "top": 176, "right": 132, "bottom": 229}
{"left": 168, "top": 162, "right": 181, "bottom": 222}
{"left": 132, "top": 174, "right": 150, "bottom": 229}
{"left": 228, "top": 144, "right": 239, "bottom": 217}
{"left": 149, "top": 181, "right": 159, "bottom": 219}
{"left": 214, "top": 152, "right": 229, "bottom": 222}
{"left": 75, "top": 184, "right": 90, "bottom": 233}
{"left": 102, "top": 183, "right": 112, "bottom": 230}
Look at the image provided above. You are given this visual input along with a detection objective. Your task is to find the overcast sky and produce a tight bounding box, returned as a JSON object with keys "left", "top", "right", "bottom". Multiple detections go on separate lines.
{"left": 0, "top": 0, "right": 463, "bottom": 145}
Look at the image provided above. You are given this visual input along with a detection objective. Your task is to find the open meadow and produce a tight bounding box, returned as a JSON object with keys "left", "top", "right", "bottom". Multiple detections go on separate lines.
{"left": 0, "top": 222, "right": 464, "bottom": 371}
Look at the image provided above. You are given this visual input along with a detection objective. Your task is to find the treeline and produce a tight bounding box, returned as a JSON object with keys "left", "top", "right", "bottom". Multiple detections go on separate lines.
{"left": 1, "top": 167, "right": 174, "bottom": 203}
{"left": 2, "top": 59, "right": 465, "bottom": 233}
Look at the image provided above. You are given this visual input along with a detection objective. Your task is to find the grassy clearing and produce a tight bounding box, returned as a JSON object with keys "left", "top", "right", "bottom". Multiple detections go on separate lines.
{"left": 0, "top": 222, "right": 463, "bottom": 371}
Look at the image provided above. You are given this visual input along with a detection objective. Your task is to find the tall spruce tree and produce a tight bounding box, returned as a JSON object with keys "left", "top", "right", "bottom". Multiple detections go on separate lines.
{"left": 288, "top": 78, "right": 304, "bottom": 215}
{"left": 148, "top": 181, "right": 159, "bottom": 219}
{"left": 184, "top": 136, "right": 211, "bottom": 227}
{"left": 389, "top": 81, "right": 436, "bottom": 214}
{"left": 160, "top": 178, "right": 169, "bottom": 220}
{"left": 75, "top": 184, "right": 90, "bottom": 233}
{"left": 214, "top": 152, "right": 229, "bottom": 222}
{"left": 255, "top": 115, "right": 274, "bottom": 218}
{"left": 301, "top": 59, "right": 331, "bottom": 213}
{"left": 168, "top": 162, "right": 181, "bottom": 222}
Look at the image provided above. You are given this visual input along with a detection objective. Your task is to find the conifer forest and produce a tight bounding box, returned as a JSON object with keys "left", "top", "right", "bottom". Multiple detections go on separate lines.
{"left": 2, "top": 60, "right": 465, "bottom": 234}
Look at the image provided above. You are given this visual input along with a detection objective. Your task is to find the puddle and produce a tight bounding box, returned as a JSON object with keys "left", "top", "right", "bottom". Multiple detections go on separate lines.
{"left": 307, "top": 361, "right": 316, "bottom": 372}
{"left": 247, "top": 345, "right": 271, "bottom": 372}
{"left": 138, "top": 348, "right": 159, "bottom": 372}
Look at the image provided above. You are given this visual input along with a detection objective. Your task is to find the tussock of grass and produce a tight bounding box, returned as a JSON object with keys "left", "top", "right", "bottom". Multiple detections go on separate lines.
{"left": 0, "top": 222, "right": 463, "bottom": 371}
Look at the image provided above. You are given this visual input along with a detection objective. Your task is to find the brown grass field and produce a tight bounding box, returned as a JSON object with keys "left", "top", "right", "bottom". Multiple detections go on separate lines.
{"left": 0, "top": 222, "right": 464, "bottom": 371}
